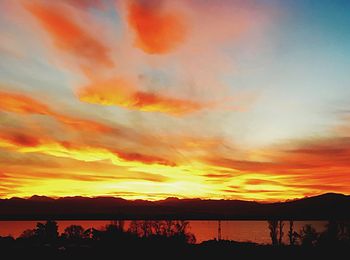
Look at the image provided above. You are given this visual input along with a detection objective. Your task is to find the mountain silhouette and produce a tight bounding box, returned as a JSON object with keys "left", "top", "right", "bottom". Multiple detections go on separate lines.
{"left": 0, "top": 193, "right": 349, "bottom": 220}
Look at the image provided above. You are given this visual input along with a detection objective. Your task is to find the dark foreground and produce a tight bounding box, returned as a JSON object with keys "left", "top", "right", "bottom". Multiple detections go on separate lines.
{"left": 0, "top": 238, "right": 349, "bottom": 260}
{"left": 1, "top": 219, "right": 349, "bottom": 259}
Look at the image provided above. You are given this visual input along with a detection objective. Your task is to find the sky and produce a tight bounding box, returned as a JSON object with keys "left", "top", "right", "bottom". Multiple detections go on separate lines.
{"left": 0, "top": 0, "right": 350, "bottom": 201}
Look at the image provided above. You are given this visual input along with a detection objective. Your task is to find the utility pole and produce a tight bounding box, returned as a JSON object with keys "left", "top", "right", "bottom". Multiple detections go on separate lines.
{"left": 218, "top": 220, "right": 222, "bottom": 240}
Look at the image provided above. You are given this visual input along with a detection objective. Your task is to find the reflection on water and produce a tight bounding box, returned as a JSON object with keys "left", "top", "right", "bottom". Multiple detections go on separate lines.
{"left": 0, "top": 220, "right": 326, "bottom": 244}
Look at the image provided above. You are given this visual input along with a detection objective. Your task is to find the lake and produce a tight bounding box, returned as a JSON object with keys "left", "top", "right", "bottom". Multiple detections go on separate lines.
{"left": 0, "top": 220, "right": 327, "bottom": 244}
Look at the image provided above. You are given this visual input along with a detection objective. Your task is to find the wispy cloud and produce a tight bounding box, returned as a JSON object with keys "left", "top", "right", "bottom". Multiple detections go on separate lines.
{"left": 25, "top": 1, "right": 114, "bottom": 68}
{"left": 204, "top": 135, "right": 350, "bottom": 199}
{"left": 77, "top": 77, "right": 206, "bottom": 115}
{"left": 0, "top": 90, "right": 114, "bottom": 133}
{"left": 0, "top": 127, "right": 176, "bottom": 169}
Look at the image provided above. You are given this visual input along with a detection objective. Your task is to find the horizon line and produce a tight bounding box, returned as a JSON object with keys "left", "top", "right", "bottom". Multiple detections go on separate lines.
{"left": 2, "top": 192, "right": 348, "bottom": 204}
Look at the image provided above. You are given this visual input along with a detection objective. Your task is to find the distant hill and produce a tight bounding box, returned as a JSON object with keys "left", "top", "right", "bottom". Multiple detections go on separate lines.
{"left": 0, "top": 193, "right": 349, "bottom": 220}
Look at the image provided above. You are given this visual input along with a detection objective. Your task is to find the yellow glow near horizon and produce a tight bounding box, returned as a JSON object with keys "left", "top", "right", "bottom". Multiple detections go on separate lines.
{"left": 1, "top": 0, "right": 350, "bottom": 202}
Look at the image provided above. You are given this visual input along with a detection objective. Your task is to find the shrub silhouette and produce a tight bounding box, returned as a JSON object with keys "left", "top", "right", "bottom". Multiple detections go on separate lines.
{"left": 19, "top": 229, "right": 36, "bottom": 239}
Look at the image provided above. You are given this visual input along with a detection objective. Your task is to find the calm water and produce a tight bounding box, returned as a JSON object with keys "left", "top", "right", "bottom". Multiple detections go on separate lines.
{"left": 0, "top": 220, "right": 327, "bottom": 244}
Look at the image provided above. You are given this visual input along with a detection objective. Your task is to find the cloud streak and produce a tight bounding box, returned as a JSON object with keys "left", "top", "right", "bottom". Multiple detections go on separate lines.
{"left": 0, "top": 129, "right": 176, "bottom": 167}
{"left": 77, "top": 77, "right": 206, "bottom": 115}
{"left": 25, "top": 1, "right": 114, "bottom": 68}
{"left": 0, "top": 90, "right": 113, "bottom": 133}
{"left": 204, "top": 136, "right": 350, "bottom": 199}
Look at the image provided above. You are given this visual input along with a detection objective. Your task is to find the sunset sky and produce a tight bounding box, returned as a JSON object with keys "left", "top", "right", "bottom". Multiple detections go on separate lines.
{"left": 1, "top": 0, "right": 350, "bottom": 201}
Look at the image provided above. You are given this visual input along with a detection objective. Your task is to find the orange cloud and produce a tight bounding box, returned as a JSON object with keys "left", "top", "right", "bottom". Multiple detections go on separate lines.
{"left": 130, "top": 91, "right": 204, "bottom": 115}
{"left": 0, "top": 91, "right": 51, "bottom": 115}
{"left": 245, "top": 179, "right": 281, "bottom": 186}
{"left": 206, "top": 157, "right": 286, "bottom": 173}
{"left": 285, "top": 139, "right": 350, "bottom": 169}
{"left": 61, "top": 0, "right": 103, "bottom": 10}
{"left": 206, "top": 138, "right": 350, "bottom": 174}
{"left": 207, "top": 144, "right": 350, "bottom": 174}
{"left": 0, "top": 130, "right": 176, "bottom": 167}
{"left": 127, "top": 0, "right": 187, "bottom": 54}
{"left": 53, "top": 114, "right": 113, "bottom": 134}
{"left": 0, "top": 91, "right": 113, "bottom": 133}
{"left": 113, "top": 150, "right": 176, "bottom": 167}
{"left": 204, "top": 137, "right": 350, "bottom": 198}
{"left": 0, "top": 150, "right": 170, "bottom": 184}
{"left": 23, "top": 0, "right": 252, "bottom": 116}
{"left": 77, "top": 77, "right": 205, "bottom": 115}
{"left": 0, "top": 132, "right": 41, "bottom": 147}
{"left": 25, "top": 1, "right": 113, "bottom": 68}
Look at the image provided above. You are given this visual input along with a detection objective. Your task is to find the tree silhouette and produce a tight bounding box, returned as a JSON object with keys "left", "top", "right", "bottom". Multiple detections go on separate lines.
{"left": 105, "top": 220, "right": 125, "bottom": 234}
{"left": 92, "top": 221, "right": 129, "bottom": 242}
{"left": 267, "top": 220, "right": 284, "bottom": 245}
{"left": 321, "top": 220, "right": 339, "bottom": 245}
{"left": 128, "top": 220, "right": 142, "bottom": 236}
{"left": 63, "top": 225, "right": 85, "bottom": 240}
{"left": 288, "top": 220, "right": 297, "bottom": 246}
{"left": 172, "top": 220, "right": 196, "bottom": 244}
{"left": 35, "top": 220, "right": 59, "bottom": 243}
{"left": 151, "top": 220, "right": 164, "bottom": 236}
{"left": 318, "top": 220, "right": 350, "bottom": 246}
{"left": 5, "top": 219, "right": 350, "bottom": 259}
{"left": 299, "top": 224, "right": 318, "bottom": 247}
{"left": 141, "top": 220, "right": 153, "bottom": 237}
{"left": 127, "top": 220, "right": 196, "bottom": 243}
{"left": 268, "top": 220, "right": 278, "bottom": 245}
{"left": 83, "top": 228, "right": 93, "bottom": 239}
{"left": 164, "top": 220, "right": 173, "bottom": 237}
{"left": 110, "top": 220, "right": 124, "bottom": 232}
{"left": 338, "top": 221, "right": 350, "bottom": 242}
{"left": 278, "top": 221, "right": 284, "bottom": 245}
